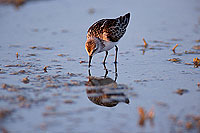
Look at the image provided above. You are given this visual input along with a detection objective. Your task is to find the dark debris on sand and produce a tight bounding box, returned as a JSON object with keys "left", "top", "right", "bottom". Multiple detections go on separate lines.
{"left": 169, "top": 114, "right": 200, "bottom": 132}
{"left": 0, "top": 0, "right": 25, "bottom": 7}
{"left": 175, "top": 88, "right": 189, "bottom": 95}
{"left": 0, "top": 108, "right": 13, "bottom": 120}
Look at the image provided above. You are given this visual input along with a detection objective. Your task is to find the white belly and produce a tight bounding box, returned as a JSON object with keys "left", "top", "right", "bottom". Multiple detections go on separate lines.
{"left": 101, "top": 41, "right": 117, "bottom": 52}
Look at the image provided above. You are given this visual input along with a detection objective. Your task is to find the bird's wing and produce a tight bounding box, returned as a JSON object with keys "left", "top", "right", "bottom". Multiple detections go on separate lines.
{"left": 87, "top": 13, "right": 130, "bottom": 42}
{"left": 87, "top": 19, "right": 106, "bottom": 39}
{"left": 102, "top": 13, "right": 130, "bottom": 42}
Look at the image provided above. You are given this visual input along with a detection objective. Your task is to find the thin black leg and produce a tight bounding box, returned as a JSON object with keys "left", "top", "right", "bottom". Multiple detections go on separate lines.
{"left": 103, "top": 63, "right": 108, "bottom": 78}
{"left": 114, "top": 61, "right": 118, "bottom": 82}
{"left": 103, "top": 51, "right": 108, "bottom": 64}
{"left": 88, "top": 69, "right": 91, "bottom": 77}
{"left": 114, "top": 45, "right": 118, "bottom": 63}
{"left": 103, "top": 62, "right": 107, "bottom": 70}
{"left": 104, "top": 69, "right": 108, "bottom": 79}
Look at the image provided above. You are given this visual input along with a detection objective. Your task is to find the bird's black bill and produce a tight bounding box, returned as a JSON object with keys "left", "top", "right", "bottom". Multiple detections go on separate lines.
{"left": 88, "top": 56, "right": 92, "bottom": 68}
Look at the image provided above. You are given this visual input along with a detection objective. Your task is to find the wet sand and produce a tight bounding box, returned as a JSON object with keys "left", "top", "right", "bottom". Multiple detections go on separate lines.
{"left": 0, "top": 0, "right": 200, "bottom": 132}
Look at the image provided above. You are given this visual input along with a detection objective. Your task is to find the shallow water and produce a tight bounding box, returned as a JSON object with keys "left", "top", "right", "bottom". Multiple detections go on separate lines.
{"left": 0, "top": 0, "right": 200, "bottom": 132}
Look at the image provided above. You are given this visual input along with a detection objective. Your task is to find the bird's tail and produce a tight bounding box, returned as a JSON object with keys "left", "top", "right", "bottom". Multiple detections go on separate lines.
{"left": 117, "top": 13, "right": 130, "bottom": 29}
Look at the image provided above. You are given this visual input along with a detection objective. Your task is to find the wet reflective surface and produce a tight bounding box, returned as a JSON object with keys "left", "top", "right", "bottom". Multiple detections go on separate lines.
{"left": 0, "top": 0, "right": 200, "bottom": 132}
{"left": 86, "top": 68, "right": 130, "bottom": 107}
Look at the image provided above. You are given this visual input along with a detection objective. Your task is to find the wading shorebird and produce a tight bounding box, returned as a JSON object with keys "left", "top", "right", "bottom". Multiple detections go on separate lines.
{"left": 85, "top": 13, "right": 130, "bottom": 67}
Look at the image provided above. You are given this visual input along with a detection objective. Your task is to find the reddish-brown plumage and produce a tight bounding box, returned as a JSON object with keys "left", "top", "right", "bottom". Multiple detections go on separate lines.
{"left": 87, "top": 13, "right": 130, "bottom": 42}
{"left": 85, "top": 39, "right": 96, "bottom": 55}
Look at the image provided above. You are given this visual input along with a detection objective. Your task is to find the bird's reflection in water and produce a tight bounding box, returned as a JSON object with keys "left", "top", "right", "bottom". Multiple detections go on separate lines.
{"left": 86, "top": 65, "right": 130, "bottom": 107}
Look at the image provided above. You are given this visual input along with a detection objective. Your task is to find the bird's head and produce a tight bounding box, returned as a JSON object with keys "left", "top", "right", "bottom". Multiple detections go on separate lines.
{"left": 85, "top": 37, "right": 101, "bottom": 67}
{"left": 85, "top": 37, "right": 100, "bottom": 56}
